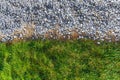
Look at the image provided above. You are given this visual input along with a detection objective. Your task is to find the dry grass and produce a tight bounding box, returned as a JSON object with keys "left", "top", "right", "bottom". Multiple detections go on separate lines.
{"left": 11, "top": 23, "right": 35, "bottom": 41}
{"left": 23, "top": 23, "right": 35, "bottom": 38}
{"left": 0, "top": 24, "right": 118, "bottom": 42}
{"left": 43, "top": 28, "right": 79, "bottom": 40}
{"left": 105, "top": 30, "right": 116, "bottom": 42}
{"left": 70, "top": 30, "right": 79, "bottom": 39}
{"left": 0, "top": 32, "right": 5, "bottom": 41}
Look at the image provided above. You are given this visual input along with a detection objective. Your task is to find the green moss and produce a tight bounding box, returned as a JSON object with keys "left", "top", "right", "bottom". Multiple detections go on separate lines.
{"left": 0, "top": 39, "right": 119, "bottom": 80}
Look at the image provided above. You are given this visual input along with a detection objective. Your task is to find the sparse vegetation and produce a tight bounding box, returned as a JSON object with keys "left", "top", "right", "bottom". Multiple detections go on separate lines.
{"left": 0, "top": 39, "right": 120, "bottom": 80}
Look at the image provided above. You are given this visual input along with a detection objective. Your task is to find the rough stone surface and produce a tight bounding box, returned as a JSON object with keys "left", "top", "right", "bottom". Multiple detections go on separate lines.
{"left": 0, "top": 0, "right": 120, "bottom": 41}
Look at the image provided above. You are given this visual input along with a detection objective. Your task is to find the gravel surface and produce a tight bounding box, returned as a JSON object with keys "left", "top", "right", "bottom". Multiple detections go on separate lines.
{"left": 0, "top": 0, "right": 120, "bottom": 42}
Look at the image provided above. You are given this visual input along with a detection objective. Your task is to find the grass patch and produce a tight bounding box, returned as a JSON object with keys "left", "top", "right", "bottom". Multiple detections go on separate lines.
{"left": 0, "top": 39, "right": 120, "bottom": 80}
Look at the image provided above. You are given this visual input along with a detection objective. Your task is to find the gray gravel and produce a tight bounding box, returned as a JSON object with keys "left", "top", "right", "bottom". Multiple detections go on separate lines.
{"left": 0, "top": 0, "right": 120, "bottom": 42}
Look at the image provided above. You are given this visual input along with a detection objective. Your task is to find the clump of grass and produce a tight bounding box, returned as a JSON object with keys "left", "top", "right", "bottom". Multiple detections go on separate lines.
{"left": 0, "top": 39, "right": 119, "bottom": 80}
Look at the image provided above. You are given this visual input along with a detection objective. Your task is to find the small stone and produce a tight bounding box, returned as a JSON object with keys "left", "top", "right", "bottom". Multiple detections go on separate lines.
{"left": 97, "top": 42, "right": 101, "bottom": 45}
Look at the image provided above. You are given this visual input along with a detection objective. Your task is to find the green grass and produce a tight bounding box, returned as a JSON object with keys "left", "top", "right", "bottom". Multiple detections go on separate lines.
{"left": 0, "top": 39, "right": 120, "bottom": 80}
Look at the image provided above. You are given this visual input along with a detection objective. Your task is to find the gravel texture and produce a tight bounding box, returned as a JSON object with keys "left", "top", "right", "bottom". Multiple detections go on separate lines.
{"left": 0, "top": 0, "right": 120, "bottom": 42}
